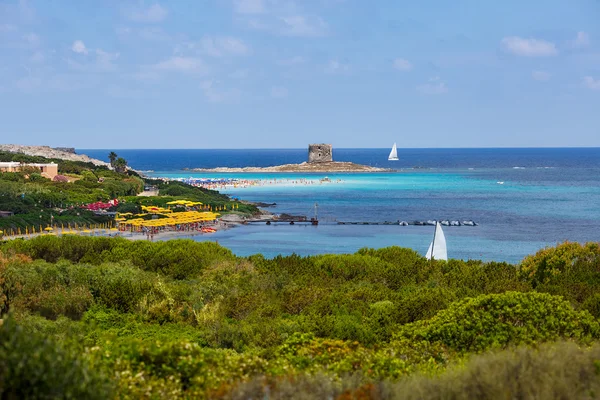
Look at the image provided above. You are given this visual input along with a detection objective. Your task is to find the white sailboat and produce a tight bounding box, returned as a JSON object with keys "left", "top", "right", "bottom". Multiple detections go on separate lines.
{"left": 425, "top": 222, "right": 448, "bottom": 261}
{"left": 388, "top": 143, "right": 399, "bottom": 161}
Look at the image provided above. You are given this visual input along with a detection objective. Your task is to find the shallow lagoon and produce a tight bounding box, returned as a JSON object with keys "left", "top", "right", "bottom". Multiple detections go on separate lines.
{"left": 152, "top": 170, "right": 600, "bottom": 263}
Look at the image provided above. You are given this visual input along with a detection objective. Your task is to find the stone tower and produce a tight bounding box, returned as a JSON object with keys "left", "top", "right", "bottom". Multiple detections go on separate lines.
{"left": 308, "top": 144, "right": 333, "bottom": 163}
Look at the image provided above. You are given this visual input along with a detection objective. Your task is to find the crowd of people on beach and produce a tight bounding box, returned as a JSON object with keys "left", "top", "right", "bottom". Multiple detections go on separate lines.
{"left": 166, "top": 177, "right": 344, "bottom": 190}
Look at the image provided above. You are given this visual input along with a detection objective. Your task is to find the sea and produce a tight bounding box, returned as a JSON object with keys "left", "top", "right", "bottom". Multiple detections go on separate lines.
{"left": 81, "top": 148, "right": 600, "bottom": 264}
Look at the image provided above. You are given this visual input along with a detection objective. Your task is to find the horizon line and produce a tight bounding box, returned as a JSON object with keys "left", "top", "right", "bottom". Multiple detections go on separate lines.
{"left": 74, "top": 146, "right": 600, "bottom": 151}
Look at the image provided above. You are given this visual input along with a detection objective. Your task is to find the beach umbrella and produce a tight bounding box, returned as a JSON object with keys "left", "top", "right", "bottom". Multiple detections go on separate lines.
{"left": 44, "top": 227, "right": 54, "bottom": 231}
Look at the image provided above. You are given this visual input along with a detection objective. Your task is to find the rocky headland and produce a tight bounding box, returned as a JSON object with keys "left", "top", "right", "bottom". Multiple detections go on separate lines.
{"left": 187, "top": 161, "right": 391, "bottom": 173}
{"left": 0, "top": 144, "right": 109, "bottom": 167}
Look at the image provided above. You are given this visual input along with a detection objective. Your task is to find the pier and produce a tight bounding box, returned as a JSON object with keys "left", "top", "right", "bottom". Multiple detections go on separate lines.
{"left": 337, "top": 220, "right": 478, "bottom": 226}
{"left": 245, "top": 219, "right": 478, "bottom": 227}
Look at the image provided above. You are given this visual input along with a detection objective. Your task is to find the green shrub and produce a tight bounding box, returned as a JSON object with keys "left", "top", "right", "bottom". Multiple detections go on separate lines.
{"left": 87, "top": 264, "right": 156, "bottom": 313}
{"left": 398, "top": 291, "right": 600, "bottom": 353}
{"left": 19, "top": 285, "right": 93, "bottom": 320}
{"left": 384, "top": 341, "right": 600, "bottom": 400}
{"left": 229, "top": 342, "right": 600, "bottom": 400}
{"left": 0, "top": 316, "right": 113, "bottom": 399}
{"left": 520, "top": 241, "right": 600, "bottom": 287}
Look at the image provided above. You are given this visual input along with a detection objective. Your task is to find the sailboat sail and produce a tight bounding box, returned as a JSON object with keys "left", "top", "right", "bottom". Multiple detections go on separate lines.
{"left": 388, "top": 143, "right": 398, "bottom": 161}
{"left": 425, "top": 222, "right": 448, "bottom": 261}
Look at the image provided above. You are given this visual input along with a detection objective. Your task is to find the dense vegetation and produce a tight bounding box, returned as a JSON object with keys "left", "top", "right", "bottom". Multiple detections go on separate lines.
{"left": 1, "top": 238, "right": 600, "bottom": 398}
{"left": 0, "top": 151, "right": 256, "bottom": 232}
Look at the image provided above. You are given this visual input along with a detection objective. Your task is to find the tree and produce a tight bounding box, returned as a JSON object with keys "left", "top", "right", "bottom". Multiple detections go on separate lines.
{"left": 113, "top": 157, "right": 128, "bottom": 174}
{"left": 108, "top": 152, "right": 118, "bottom": 167}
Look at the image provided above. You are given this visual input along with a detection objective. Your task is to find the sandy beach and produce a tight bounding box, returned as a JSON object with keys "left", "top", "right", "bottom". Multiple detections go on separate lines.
{"left": 187, "top": 161, "right": 391, "bottom": 173}
{"left": 3, "top": 218, "right": 242, "bottom": 242}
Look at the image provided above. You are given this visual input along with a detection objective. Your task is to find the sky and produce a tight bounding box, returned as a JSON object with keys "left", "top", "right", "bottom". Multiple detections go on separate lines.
{"left": 0, "top": 0, "right": 599, "bottom": 149}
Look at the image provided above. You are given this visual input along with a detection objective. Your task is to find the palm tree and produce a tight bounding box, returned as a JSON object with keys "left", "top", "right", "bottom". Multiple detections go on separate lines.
{"left": 113, "top": 157, "right": 128, "bottom": 173}
{"left": 108, "top": 152, "right": 118, "bottom": 167}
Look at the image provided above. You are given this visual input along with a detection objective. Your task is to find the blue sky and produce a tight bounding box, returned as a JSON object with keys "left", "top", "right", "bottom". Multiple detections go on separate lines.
{"left": 1, "top": 0, "right": 599, "bottom": 148}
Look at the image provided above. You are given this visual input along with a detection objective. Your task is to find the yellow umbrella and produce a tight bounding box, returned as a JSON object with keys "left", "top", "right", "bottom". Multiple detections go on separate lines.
{"left": 44, "top": 227, "right": 54, "bottom": 231}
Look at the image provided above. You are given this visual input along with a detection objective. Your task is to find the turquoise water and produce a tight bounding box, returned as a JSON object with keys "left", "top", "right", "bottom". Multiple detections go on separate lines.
{"left": 151, "top": 170, "right": 600, "bottom": 264}
{"left": 79, "top": 148, "right": 600, "bottom": 263}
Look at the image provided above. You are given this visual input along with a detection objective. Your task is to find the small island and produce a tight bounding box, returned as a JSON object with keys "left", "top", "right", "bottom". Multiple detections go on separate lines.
{"left": 188, "top": 144, "right": 392, "bottom": 173}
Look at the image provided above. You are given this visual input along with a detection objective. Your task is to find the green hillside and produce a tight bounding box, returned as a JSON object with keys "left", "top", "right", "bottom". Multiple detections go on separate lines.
{"left": 1, "top": 238, "right": 599, "bottom": 399}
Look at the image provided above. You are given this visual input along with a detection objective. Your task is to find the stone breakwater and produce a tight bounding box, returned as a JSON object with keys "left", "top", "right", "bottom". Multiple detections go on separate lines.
{"left": 188, "top": 162, "right": 391, "bottom": 173}
{"left": 0, "top": 144, "right": 109, "bottom": 167}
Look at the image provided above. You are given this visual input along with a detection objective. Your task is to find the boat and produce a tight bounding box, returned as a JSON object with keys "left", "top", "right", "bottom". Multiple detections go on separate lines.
{"left": 425, "top": 222, "right": 448, "bottom": 261}
{"left": 388, "top": 143, "right": 399, "bottom": 161}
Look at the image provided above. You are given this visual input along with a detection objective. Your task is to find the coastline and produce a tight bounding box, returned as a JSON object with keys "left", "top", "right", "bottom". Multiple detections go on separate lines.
{"left": 0, "top": 144, "right": 110, "bottom": 167}
{"left": 187, "top": 161, "right": 392, "bottom": 173}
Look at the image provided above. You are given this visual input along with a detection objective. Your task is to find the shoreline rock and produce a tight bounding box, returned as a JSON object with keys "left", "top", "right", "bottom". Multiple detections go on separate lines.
{"left": 188, "top": 161, "right": 391, "bottom": 173}
{"left": 0, "top": 144, "right": 109, "bottom": 167}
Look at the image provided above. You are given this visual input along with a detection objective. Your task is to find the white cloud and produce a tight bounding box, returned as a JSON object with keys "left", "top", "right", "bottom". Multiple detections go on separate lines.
{"left": 200, "top": 80, "right": 240, "bottom": 103}
{"left": 0, "top": 24, "right": 17, "bottom": 32}
{"left": 30, "top": 51, "right": 44, "bottom": 63}
{"left": 234, "top": 0, "right": 266, "bottom": 14}
{"left": 502, "top": 36, "right": 558, "bottom": 57}
{"left": 105, "top": 85, "right": 143, "bottom": 99}
{"left": 18, "top": 0, "right": 36, "bottom": 22}
{"left": 96, "top": 49, "right": 120, "bottom": 71}
{"left": 532, "top": 70, "right": 551, "bottom": 81}
{"left": 128, "top": 3, "right": 168, "bottom": 23}
{"left": 417, "top": 77, "right": 448, "bottom": 95}
{"left": 200, "top": 36, "right": 250, "bottom": 57}
{"left": 393, "top": 58, "right": 412, "bottom": 71}
{"left": 47, "top": 74, "right": 94, "bottom": 92}
{"left": 15, "top": 76, "right": 42, "bottom": 92}
{"left": 325, "top": 59, "right": 349, "bottom": 74}
{"left": 66, "top": 58, "right": 86, "bottom": 71}
{"left": 22, "top": 32, "right": 40, "bottom": 46}
{"left": 71, "top": 40, "right": 88, "bottom": 55}
{"left": 270, "top": 86, "right": 288, "bottom": 98}
{"left": 154, "top": 56, "right": 208, "bottom": 73}
{"left": 279, "top": 15, "right": 327, "bottom": 37}
{"left": 278, "top": 56, "right": 305, "bottom": 66}
{"left": 230, "top": 69, "right": 249, "bottom": 79}
{"left": 584, "top": 76, "right": 600, "bottom": 90}
{"left": 573, "top": 31, "right": 590, "bottom": 48}
{"left": 132, "top": 70, "right": 161, "bottom": 82}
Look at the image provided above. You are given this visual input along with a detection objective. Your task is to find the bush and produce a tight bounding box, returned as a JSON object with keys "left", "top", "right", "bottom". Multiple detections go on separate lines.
{"left": 19, "top": 285, "right": 93, "bottom": 320}
{"left": 0, "top": 316, "right": 113, "bottom": 399}
{"left": 519, "top": 241, "right": 600, "bottom": 287}
{"left": 384, "top": 341, "right": 600, "bottom": 400}
{"left": 229, "top": 342, "right": 600, "bottom": 400}
{"left": 398, "top": 291, "right": 600, "bottom": 353}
